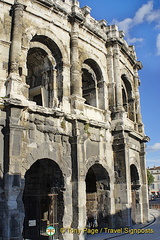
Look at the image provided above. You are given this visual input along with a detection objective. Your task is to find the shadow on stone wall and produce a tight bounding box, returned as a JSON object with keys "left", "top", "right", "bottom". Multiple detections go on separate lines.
{"left": 0, "top": 173, "right": 141, "bottom": 240}
{"left": 0, "top": 176, "right": 4, "bottom": 239}
{"left": 87, "top": 208, "right": 133, "bottom": 231}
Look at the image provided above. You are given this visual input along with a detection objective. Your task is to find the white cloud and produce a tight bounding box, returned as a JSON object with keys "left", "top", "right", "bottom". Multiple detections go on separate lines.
{"left": 128, "top": 37, "right": 143, "bottom": 44}
{"left": 113, "top": 1, "right": 154, "bottom": 35}
{"left": 147, "top": 143, "right": 160, "bottom": 152}
{"left": 133, "top": 1, "right": 153, "bottom": 25}
{"left": 113, "top": 18, "right": 132, "bottom": 35}
{"left": 112, "top": 1, "right": 160, "bottom": 46}
{"left": 156, "top": 34, "right": 160, "bottom": 55}
{"left": 146, "top": 9, "right": 160, "bottom": 23}
{"left": 112, "top": 19, "right": 142, "bottom": 44}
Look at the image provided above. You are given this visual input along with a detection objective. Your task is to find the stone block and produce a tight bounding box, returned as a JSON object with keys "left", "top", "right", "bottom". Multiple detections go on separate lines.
{"left": 54, "top": 135, "right": 61, "bottom": 143}
{"left": 0, "top": 0, "right": 149, "bottom": 239}
{"left": 86, "top": 140, "right": 99, "bottom": 160}
{"left": 12, "top": 135, "right": 21, "bottom": 156}
{"left": 12, "top": 174, "right": 21, "bottom": 187}
{"left": 10, "top": 214, "right": 20, "bottom": 237}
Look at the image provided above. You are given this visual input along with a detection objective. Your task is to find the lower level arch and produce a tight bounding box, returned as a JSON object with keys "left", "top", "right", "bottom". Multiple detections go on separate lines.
{"left": 85, "top": 163, "right": 111, "bottom": 228}
{"left": 23, "top": 158, "right": 64, "bottom": 240}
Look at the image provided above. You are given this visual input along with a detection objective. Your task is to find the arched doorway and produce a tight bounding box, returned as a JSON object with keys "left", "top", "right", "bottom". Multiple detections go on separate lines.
{"left": 82, "top": 59, "right": 104, "bottom": 109}
{"left": 130, "top": 164, "right": 141, "bottom": 224}
{"left": 26, "top": 47, "right": 54, "bottom": 107}
{"left": 121, "top": 74, "right": 135, "bottom": 121}
{"left": 23, "top": 159, "right": 64, "bottom": 240}
{"left": 26, "top": 35, "right": 64, "bottom": 107}
{"left": 85, "top": 164, "right": 110, "bottom": 228}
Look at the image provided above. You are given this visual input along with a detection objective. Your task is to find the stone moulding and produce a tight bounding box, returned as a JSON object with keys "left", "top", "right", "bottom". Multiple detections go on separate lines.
{"left": 0, "top": 0, "right": 149, "bottom": 239}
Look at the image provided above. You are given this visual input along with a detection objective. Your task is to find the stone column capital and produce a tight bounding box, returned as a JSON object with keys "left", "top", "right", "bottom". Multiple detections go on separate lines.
{"left": 13, "top": 2, "right": 25, "bottom": 11}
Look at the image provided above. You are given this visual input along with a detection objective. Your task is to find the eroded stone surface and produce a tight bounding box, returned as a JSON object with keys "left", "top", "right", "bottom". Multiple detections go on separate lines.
{"left": 0, "top": 1, "right": 149, "bottom": 240}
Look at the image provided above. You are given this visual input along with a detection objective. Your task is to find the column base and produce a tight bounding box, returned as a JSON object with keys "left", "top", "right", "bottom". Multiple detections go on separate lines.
{"left": 6, "top": 73, "right": 29, "bottom": 101}
{"left": 70, "top": 95, "right": 86, "bottom": 114}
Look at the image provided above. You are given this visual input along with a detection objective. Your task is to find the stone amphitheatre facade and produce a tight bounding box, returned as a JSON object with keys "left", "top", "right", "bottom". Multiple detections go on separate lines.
{"left": 0, "top": 0, "right": 149, "bottom": 239}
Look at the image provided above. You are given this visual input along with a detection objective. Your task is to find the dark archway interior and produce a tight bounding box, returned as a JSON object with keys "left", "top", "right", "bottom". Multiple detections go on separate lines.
{"left": 23, "top": 159, "right": 64, "bottom": 240}
{"left": 82, "top": 59, "right": 103, "bottom": 108}
{"left": 86, "top": 168, "right": 97, "bottom": 193}
{"left": 122, "top": 84, "right": 127, "bottom": 112}
{"left": 122, "top": 74, "right": 132, "bottom": 99}
{"left": 130, "top": 164, "right": 139, "bottom": 185}
{"left": 31, "top": 35, "right": 63, "bottom": 103}
{"left": 121, "top": 74, "right": 134, "bottom": 121}
{"left": 27, "top": 35, "right": 63, "bottom": 107}
{"left": 82, "top": 67, "right": 96, "bottom": 106}
{"left": 85, "top": 164, "right": 110, "bottom": 228}
{"left": 26, "top": 48, "right": 53, "bottom": 107}
{"left": 130, "top": 164, "right": 140, "bottom": 224}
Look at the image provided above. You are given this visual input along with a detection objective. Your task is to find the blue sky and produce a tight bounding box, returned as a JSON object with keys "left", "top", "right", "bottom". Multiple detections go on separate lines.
{"left": 79, "top": 0, "right": 160, "bottom": 168}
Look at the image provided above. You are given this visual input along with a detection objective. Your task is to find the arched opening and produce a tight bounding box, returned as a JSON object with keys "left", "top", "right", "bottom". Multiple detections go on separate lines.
{"left": 27, "top": 35, "right": 63, "bottom": 107}
{"left": 121, "top": 74, "right": 135, "bottom": 121}
{"left": 27, "top": 48, "right": 54, "bottom": 107}
{"left": 85, "top": 164, "right": 110, "bottom": 228}
{"left": 130, "top": 164, "right": 141, "bottom": 224}
{"left": 82, "top": 59, "right": 104, "bottom": 109}
{"left": 122, "top": 82, "right": 128, "bottom": 112}
{"left": 23, "top": 159, "right": 64, "bottom": 240}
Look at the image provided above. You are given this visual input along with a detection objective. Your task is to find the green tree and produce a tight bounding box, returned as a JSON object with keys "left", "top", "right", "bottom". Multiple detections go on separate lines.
{"left": 147, "top": 169, "right": 154, "bottom": 186}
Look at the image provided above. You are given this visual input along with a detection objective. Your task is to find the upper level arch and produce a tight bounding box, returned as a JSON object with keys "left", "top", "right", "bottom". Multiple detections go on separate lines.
{"left": 130, "top": 164, "right": 140, "bottom": 188}
{"left": 80, "top": 53, "right": 105, "bottom": 109}
{"left": 23, "top": 27, "right": 69, "bottom": 62}
{"left": 26, "top": 33, "right": 67, "bottom": 107}
{"left": 27, "top": 46, "right": 55, "bottom": 107}
{"left": 29, "top": 41, "right": 56, "bottom": 65}
{"left": 121, "top": 73, "right": 135, "bottom": 121}
{"left": 30, "top": 35, "right": 63, "bottom": 65}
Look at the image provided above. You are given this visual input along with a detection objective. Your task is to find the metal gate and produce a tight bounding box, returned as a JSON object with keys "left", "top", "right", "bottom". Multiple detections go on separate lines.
{"left": 131, "top": 190, "right": 136, "bottom": 224}
{"left": 23, "top": 194, "right": 58, "bottom": 240}
{"left": 86, "top": 193, "right": 98, "bottom": 228}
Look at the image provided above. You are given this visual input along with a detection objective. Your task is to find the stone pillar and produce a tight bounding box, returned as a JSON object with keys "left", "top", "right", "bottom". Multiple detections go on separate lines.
{"left": 52, "top": 68, "right": 58, "bottom": 107}
{"left": 134, "top": 71, "right": 144, "bottom": 133}
{"left": 7, "top": 3, "right": 28, "bottom": 100}
{"left": 70, "top": 3, "right": 85, "bottom": 113}
{"left": 71, "top": 121, "right": 86, "bottom": 240}
{"left": 78, "top": 137, "right": 86, "bottom": 237}
{"left": 128, "top": 98, "right": 136, "bottom": 122}
{"left": 4, "top": 173, "right": 24, "bottom": 240}
{"left": 140, "top": 142, "right": 149, "bottom": 223}
{"left": 10, "top": 3, "right": 24, "bottom": 75}
{"left": 113, "top": 132, "right": 132, "bottom": 228}
{"left": 113, "top": 45, "right": 123, "bottom": 111}
{"left": 70, "top": 29, "right": 85, "bottom": 112}
{"left": 3, "top": 107, "right": 25, "bottom": 240}
{"left": 107, "top": 47, "right": 116, "bottom": 111}
{"left": 62, "top": 62, "right": 71, "bottom": 112}
{"left": 124, "top": 143, "right": 133, "bottom": 227}
{"left": 0, "top": 113, "right": 5, "bottom": 239}
{"left": 70, "top": 28, "right": 82, "bottom": 97}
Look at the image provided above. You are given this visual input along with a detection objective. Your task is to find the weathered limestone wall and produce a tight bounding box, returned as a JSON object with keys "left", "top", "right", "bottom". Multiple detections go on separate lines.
{"left": 0, "top": 0, "right": 149, "bottom": 240}
{"left": 0, "top": 1, "right": 13, "bottom": 97}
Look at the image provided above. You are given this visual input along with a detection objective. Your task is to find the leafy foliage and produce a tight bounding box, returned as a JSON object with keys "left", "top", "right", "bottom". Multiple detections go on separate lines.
{"left": 147, "top": 169, "right": 154, "bottom": 186}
